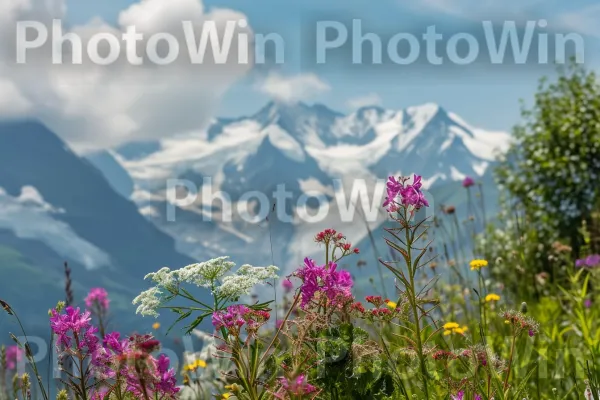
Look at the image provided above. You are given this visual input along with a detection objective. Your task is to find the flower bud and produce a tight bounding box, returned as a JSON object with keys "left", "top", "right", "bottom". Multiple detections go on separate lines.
{"left": 520, "top": 302, "right": 528, "bottom": 314}
{"left": 56, "top": 389, "right": 69, "bottom": 400}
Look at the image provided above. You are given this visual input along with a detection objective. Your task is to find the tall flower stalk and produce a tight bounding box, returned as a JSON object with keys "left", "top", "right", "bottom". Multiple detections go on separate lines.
{"left": 380, "top": 174, "right": 434, "bottom": 398}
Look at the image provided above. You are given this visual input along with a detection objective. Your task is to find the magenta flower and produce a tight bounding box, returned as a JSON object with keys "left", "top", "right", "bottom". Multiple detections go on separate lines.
{"left": 5, "top": 345, "right": 23, "bottom": 370}
{"left": 451, "top": 391, "right": 464, "bottom": 400}
{"left": 383, "top": 174, "right": 429, "bottom": 212}
{"left": 295, "top": 258, "right": 353, "bottom": 309}
{"left": 575, "top": 254, "right": 600, "bottom": 269}
{"left": 212, "top": 304, "right": 250, "bottom": 330}
{"left": 155, "top": 354, "right": 179, "bottom": 396}
{"left": 85, "top": 288, "right": 109, "bottom": 311}
{"left": 277, "top": 374, "right": 316, "bottom": 398}
{"left": 50, "top": 306, "right": 99, "bottom": 354}
{"left": 585, "top": 298, "right": 592, "bottom": 308}
{"left": 462, "top": 176, "right": 475, "bottom": 188}
{"left": 282, "top": 278, "right": 294, "bottom": 292}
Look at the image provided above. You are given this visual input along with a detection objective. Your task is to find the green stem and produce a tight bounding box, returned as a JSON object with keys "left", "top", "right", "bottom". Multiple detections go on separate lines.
{"left": 404, "top": 209, "right": 429, "bottom": 399}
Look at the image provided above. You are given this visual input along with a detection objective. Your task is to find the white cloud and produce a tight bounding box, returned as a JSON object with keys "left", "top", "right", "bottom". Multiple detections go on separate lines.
{"left": 415, "top": 0, "right": 545, "bottom": 20}
{"left": 346, "top": 93, "right": 382, "bottom": 110}
{"left": 558, "top": 4, "right": 600, "bottom": 38}
{"left": 255, "top": 72, "right": 330, "bottom": 103}
{"left": 0, "top": 0, "right": 253, "bottom": 153}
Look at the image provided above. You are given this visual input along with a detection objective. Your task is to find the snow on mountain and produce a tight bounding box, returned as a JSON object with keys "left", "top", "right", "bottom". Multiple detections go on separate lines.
{"left": 0, "top": 186, "right": 111, "bottom": 270}
{"left": 103, "top": 101, "right": 510, "bottom": 274}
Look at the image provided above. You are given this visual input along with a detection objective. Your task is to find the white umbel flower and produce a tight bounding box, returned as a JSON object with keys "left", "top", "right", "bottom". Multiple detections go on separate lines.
{"left": 218, "top": 265, "right": 279, "bottom": 298}
{"left": 132, "top": 287, "right": 162, "bottom": 318}
{"left": 178, "top": 257, "right": 235, "bottom": 287}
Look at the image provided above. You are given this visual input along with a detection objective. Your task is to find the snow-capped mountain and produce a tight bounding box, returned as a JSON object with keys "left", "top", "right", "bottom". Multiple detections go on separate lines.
{"left": 98, "top": 101, "right": 510, "bottom": 276}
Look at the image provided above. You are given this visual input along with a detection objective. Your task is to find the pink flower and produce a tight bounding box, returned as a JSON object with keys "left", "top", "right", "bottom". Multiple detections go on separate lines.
{"left": 383, "top": 174, "right": 429, "bottom": 211}
{"left": 50, "top": 306, "right": 99, "bottom": 354}
{"left": 85, "top": 288, "right": 109, "bottom": 311}
{"left": 462, "top": 176, "right": 475, "bottom": 188}
{"left": 451, "top": 391, "right": 464, "bottom": 400}
{"left": 295, "top": 258, "right": 353, "bottom": 309}
{"left": 5, "top": 345, "right": 23, "bottom": 370}
{"left": 277, "top": 374, "right": 316, "bottom": 398}
{"left": 282, "top": 279, "right": 294, "bottom": 292}
{"left": 212, "top": 304, "right": 250, "bottom": 330}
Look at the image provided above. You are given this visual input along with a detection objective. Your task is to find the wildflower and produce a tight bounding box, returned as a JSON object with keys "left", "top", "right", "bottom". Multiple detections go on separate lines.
{"left": 177, "top": 257, "right": 236, "bottom": 287}
{"left": 133, "top": 287, "right": 162, "bottom": 318}
{"left": 500, "top": 309, "right": 539, "bottom": 337}
{"left": 431, "top": 350, "right": 456, "bottom": 361}
{"left": 485, "top": 293, "right": 501, "bottom": 302}
{"left": 386, "top": 300, "right": 397, "bottom": 309}
{"left": 183, "top": 359, "right": 207, "bottom": 371}
{"left": 295, "top": 258, "right": 353, "bottom": 309}
{"left": 277, "top": 374, "right": 316, "bottom": 398}
{"left": 470, "top": 259, "right": 488, "bottom": 271}
{"left": 462, "top": 176, "right": 475, "bottom": 188}
{"left": 85, "top": 288, "right": 109, "bottom": 311}
{"left": 443, "top": 322, "right": 468, "bottom": 335}
{"left": 584, "top": 298, "right": 592, "bottom": 308}
{"left": 282, "top": 279, "right": 294, "bottom": 292}
{"left": 50, "top": 306, "right": 99, "bottom": 354}
{"left": 443, "top": 322, "right": 459, "bottom": 330}
{"left": 383, "top": 174, "right": 429, "bottom": 212}
{"left": 217, "top": 265, "right": 279, "bottom": 298}
{"left": 220, "top": 393, "right": 232, "bottom": 399}
{"left": 365, "top": 295, "right": 383, "bottom": 307}
{"left": 452, "top": 391, "right": 464, "bottom": 400}
{"left": 152, "top": 322, "right": 160, "bottom": 330}
{"left": 5, "top": 345, "right": 23, "bottom": 370}
{"left": 56, "top": 389, "right": 69, "bottom": 400}
{"left": 576, "top": 254, "right": 600, "bottom": 269}
{"left": 212, "top": 304, "right": 250, "bottom": 331}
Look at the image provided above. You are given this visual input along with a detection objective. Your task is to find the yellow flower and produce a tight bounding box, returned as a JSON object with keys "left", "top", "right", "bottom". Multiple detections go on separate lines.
{"left": 225, "top": 384, "right": 240, "bottom": 392}
{"left": 470, "top": 259, "right": 488, "bottom": 271}
{"left": 453, "top": 326, "right": 468, "bottom": 334}
{"left": 443, "top": 322, "right": 459, "bottom": 330}
{"left": 152, "top": 322, "right": 161, "bottom": 330}
{"left": 221, "top": 393, "right": 232, "bottom": 399}
{"left": 485, "top": 293, "right": 500, "bottom": 302}
{"left": 443, "top": 322, "right": 468, "bottom": 335}
{"left": 386, "top": 301, "right": 397, "bottom": 309}
{"left": 183, "top": 359, "right": 206, "bottom": 371}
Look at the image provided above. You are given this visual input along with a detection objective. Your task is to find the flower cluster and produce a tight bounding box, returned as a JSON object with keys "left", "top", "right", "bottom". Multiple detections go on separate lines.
{"left": 212, "top": 304, "right": 250, "bottom": 331}
{"left": 85, "top": 288, "right": 109, "bottom": 311}
{"left": 383, "top": 174, "right": 429, "bottom": 212}
{"left": 501, "top": 309, "right": 540, "bottom": 337}
{"left": 576, "top": 254, "right": 600, "bottom": 268}
{"left": 276, "top": 374, "right": 317, "bottom": 398}
{"left": 5, "top": 345, "right": 23, "bottom": 370}
{"left": 50, "top": 306, "right": 100, "bottom": 355}
{"left": 314, "top": 229, "right": 359, "bottom": 255}
{"left": 295, "top": 258, "right": 353, "bottom": 309}
{"left": 469, "top": 259, "right": 488, "bottom": 271}
{"left": 133, "top": 258, "right": 279, "bottom": 317}
{"left": 485, "top": 293, "right": 500, "bottom": 303}
{"left": 443, "top": 322, "right": 468, "bottom": 335}
{"left": 93, "top": 332, "right": 179, "bottom": 399}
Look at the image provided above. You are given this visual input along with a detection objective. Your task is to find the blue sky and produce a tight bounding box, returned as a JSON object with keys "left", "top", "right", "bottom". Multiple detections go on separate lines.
{"left": 63, "top": 0, "right": 600, "bottom": 132}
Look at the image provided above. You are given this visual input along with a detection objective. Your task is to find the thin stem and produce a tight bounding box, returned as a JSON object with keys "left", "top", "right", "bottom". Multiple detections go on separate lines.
{"left": 504, "top": 331, "right": 518, "bottom": 391}
{"left": 404, "top": 209, "right": 429, "bottom": 399}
